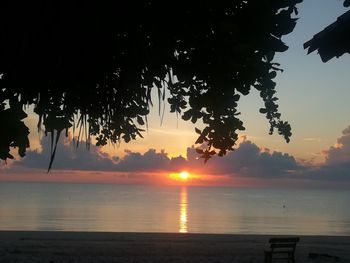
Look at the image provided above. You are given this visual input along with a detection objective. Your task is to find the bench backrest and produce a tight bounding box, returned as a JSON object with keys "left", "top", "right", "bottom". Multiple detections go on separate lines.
{"left": 269, "top": 237, "right": 299, "bottom": 254}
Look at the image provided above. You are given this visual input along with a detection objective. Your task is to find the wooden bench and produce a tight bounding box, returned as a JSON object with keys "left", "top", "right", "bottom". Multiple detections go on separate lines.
{"left": 264, "top": 237, "right": 300, "bottom": 263}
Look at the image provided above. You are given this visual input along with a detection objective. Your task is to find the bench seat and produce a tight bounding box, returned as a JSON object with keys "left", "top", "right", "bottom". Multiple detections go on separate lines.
{"left": 264, "top": 237, "right": 299, "bottom": 263}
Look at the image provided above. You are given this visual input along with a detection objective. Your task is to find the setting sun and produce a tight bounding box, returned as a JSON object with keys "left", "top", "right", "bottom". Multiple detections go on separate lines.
{"left": 168, "top": 171, "right": 194, "bottom": 182}
{"left": 179, "top": 171, "right": 190, "bottom": 180}
{"left": 166, "top": 171, "right": 212, "bottom": 185}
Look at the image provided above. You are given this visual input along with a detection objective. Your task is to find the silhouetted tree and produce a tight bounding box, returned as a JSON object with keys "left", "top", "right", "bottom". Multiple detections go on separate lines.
{"left": 1, "top": 1, "right": 302, "bottom": 169}
{"left": 304, "top": 1, "right": 350, "bottom": 62}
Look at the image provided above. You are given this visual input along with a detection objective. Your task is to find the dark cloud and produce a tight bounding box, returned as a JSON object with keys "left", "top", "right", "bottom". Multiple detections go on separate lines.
{"left": 13, "top": 134, "right": 300, "bottom": 178}
{"left": 116, "top": 149, "right": 166, "bottom": 171}
{"left": 186, "top": 141, "right": 300, "bottom": 177}
{"left": 324, "top": 126, "right": 350, "bottom": 166}
{"left": 13, "top": 135, "right": 186, "bottom": 173}
{"left": 16, "top": 136, "right": 117, "bottom": 171}
{"left": 6, "top": 125, "right": 350, "bottom": 185}
{"left": 304, "top": 126, "right": 350, "bottom": 181}
{"left": 114, "top": 149, "right": 188, "bottom": 172}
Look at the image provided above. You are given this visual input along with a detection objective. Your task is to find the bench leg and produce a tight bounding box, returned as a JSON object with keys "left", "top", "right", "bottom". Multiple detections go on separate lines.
{"left": 264, "top": 251, "right": 272, "bottom": 263}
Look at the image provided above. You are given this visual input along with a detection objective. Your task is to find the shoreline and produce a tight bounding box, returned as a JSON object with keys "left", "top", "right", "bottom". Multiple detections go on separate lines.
{"left": 1, "top": 231, "right": 350, "bottom": 262}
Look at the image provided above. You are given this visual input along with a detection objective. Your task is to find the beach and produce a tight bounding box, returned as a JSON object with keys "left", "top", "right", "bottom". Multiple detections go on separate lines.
{"left": 1, "top": 231, "right": 350, "bottom": 263}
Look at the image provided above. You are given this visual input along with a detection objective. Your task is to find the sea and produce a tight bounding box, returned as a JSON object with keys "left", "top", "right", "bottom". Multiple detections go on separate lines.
{"left": 0, "top": 182, "right": 350, "bottom": 236}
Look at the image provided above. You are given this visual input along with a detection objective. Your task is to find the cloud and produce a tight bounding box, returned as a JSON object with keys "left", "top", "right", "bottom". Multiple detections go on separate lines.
{"left": 10, "top": 133, "right": 301, "bottom": 178}
{"left": 11, "top": 135, "right": 186, "bottom": 173}
{"left": 324, "top": 126, "right": 350, "bottom": 166}
{"left": 303, "top": 138, "right": 321, "bottom": 142}
{"left": 115, "top": 149, "right": 186, "bottom": 172}
{"left": 5, "top": 125, "right": 350, "bottom": 187}
{"left": 305, "top": 126, "right": 350, "bottom": 181}
{"left": 15, "top": 136, "right": 117, "bottom": 171}
{"left": 186, "top": 141, "right": 301, "bottom": 177}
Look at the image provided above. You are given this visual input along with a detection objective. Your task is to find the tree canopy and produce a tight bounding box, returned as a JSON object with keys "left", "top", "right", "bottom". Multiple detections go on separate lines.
{"left": 0, "top": 1, "right": 302, "bottom": 169}
{"left": 304, "top": 4, "right": 350, "bottom": 62}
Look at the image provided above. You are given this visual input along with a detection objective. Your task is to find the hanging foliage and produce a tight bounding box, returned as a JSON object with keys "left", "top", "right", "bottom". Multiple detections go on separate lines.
{"left": 0, "top": 1, "right": 301, "bottom": 169}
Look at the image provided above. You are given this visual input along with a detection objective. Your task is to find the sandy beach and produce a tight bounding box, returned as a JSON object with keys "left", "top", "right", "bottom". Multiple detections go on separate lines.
{"left": 0, "top": 231, "right": 349, "bottom": 263}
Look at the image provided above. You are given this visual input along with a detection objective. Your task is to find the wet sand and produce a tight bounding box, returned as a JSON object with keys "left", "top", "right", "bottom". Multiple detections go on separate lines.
{"left": 1, "top": 231, "right": 350, "bottom": 263}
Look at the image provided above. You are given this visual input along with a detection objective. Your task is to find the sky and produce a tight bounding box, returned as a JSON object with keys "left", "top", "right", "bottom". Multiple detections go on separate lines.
{"left": 1, "top": 0, "right": 350, "bottom": 188}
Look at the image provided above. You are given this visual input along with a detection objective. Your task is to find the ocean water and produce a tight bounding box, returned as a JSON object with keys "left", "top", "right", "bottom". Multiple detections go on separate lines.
{"left": 0, "top": 182, "right": 350, "bottom": 235}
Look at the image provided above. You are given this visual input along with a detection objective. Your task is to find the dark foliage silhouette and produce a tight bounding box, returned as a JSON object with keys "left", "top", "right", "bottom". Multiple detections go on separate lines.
{"left": 0, "top": 1, "right": 301, "bottom": 169}
{"left": 304, "top": 1, "right": 350, "bottom": 62}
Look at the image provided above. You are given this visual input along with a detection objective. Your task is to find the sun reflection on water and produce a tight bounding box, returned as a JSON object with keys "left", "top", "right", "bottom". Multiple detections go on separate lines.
{"left": 179, "top": 186, "right": 188, "bottom": 233}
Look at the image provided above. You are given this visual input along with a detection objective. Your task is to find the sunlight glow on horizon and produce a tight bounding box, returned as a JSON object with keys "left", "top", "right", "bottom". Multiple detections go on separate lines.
{"left": 169, "top": 171, "right": 194, "bottom": 182}
{"left": 179, "top": 171, "right": 190, "bottom": 180}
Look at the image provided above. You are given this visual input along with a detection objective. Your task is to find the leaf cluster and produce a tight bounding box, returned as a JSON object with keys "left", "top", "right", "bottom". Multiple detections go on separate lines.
{"left": 0, "top": 0, "right": 300, "bottom": 167}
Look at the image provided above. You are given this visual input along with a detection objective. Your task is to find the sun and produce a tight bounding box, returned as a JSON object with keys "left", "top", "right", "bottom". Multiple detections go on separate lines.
{"left": 168, "top": 171, "right": 192, "bottom": 182}
{"left": 179, "top": 171, "right": 190, "bottom": 180}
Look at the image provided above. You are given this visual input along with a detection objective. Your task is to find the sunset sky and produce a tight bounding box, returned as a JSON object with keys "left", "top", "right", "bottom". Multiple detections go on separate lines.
{"left": 1, "top": 0, "right": 350, "bottom": 188}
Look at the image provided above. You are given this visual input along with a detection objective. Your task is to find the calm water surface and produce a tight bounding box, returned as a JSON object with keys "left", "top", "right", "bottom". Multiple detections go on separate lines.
{"left": 0, "top": 182, "right": 349, "bottom": 235}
